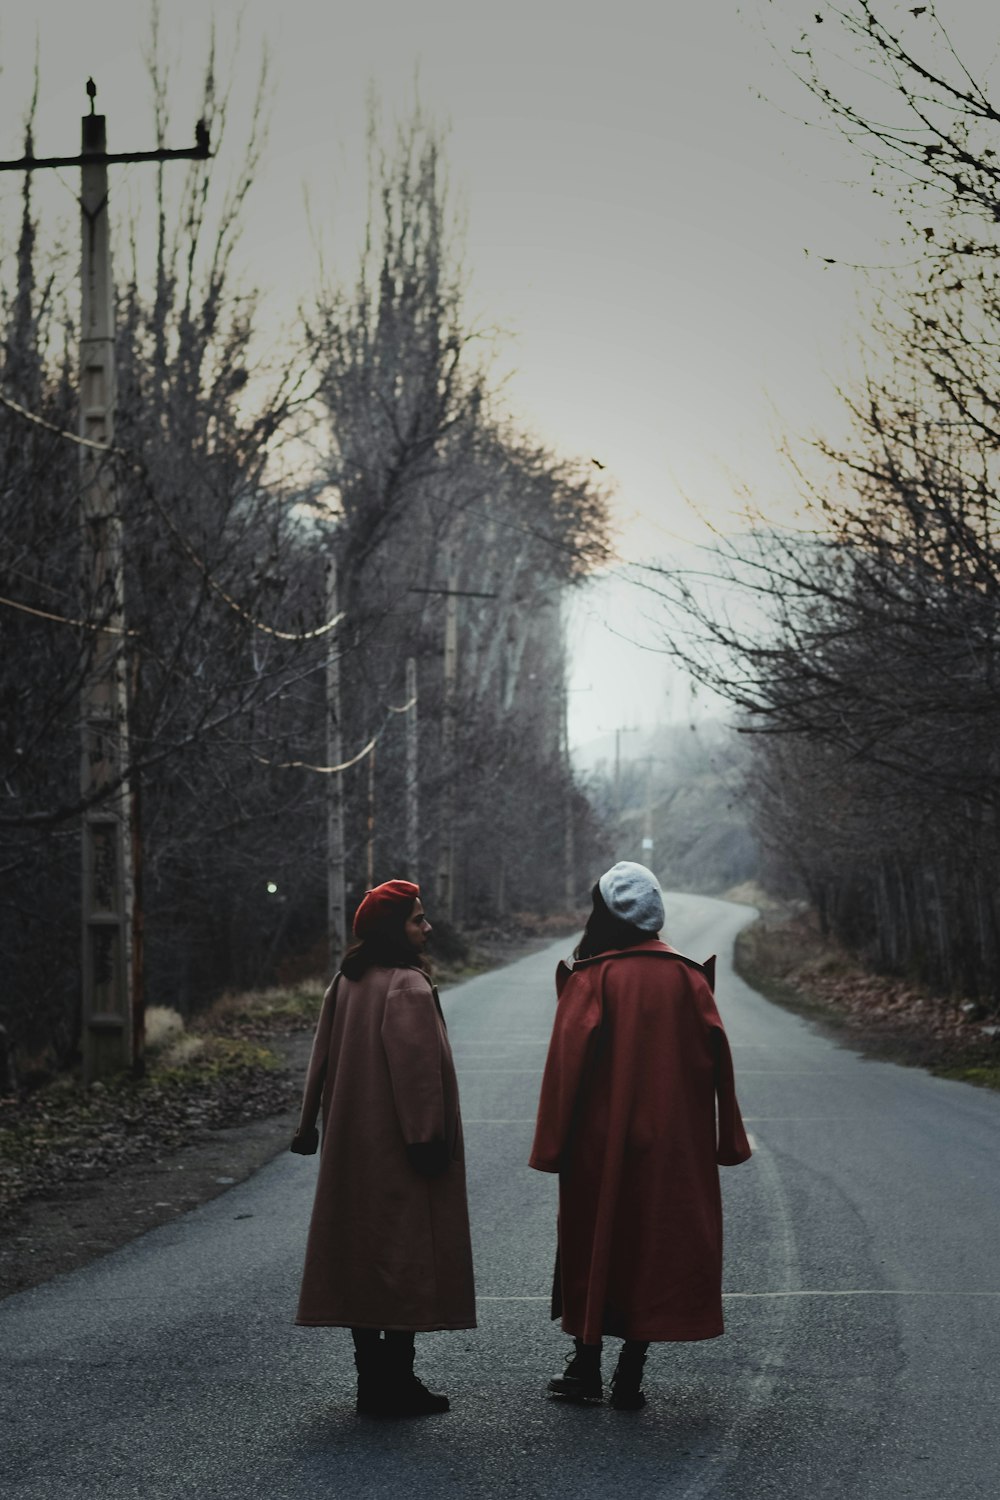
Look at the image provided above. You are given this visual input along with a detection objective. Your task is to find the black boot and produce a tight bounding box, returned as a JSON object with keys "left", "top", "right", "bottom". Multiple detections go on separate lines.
{"left": 351, "top": 1328, "right": 387, "bottom": 1416}
{"left": 609, "top": 1340, "right": 649, "bottom": 1411}
{"left": 381, "top": 1332, "right": 450, "bottom": 1417}
{"left": 548, "top": 1339, "right": 603, "bottom": 1401}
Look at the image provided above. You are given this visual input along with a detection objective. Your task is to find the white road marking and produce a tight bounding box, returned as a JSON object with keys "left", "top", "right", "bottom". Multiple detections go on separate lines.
{"left": 463, "top": 1116, "right": 851, "bottom": 1127}
{"left": 724, "top": 1289, "right": 1000, "bottom": 1300}
{"left": 475, "top": 1290, "right": 1000, "bottom": 1302}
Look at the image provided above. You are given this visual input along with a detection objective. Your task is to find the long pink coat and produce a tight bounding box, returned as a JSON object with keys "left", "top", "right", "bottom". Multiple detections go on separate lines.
{"left": 294, "top": 965, "right": 476, "bottom": 1331}
{"left": 529, "top": 941, "right": 751, "bottom": 1343}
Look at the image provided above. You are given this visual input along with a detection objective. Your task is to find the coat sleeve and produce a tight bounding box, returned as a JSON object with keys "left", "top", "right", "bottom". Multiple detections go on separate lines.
{"left": 290, "top": 976, "right": 338, "bottom": 1154}
{"left": 381, "top": 975, "right": 448, "bottom": 1154}
{"left": 528, "top": 966, "right": 602, "bottom": 1173}
{"left": 712, "top": 1025, "right": 752, "bottom": 1164}
{"left": 691, "top": 971, "right": 751, "bottom": 1166}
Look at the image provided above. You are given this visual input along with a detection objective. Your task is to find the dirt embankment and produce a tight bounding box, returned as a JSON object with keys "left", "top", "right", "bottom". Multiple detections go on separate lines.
{"left": 730, "top": 887, "right": 1000, "bottom": 1088}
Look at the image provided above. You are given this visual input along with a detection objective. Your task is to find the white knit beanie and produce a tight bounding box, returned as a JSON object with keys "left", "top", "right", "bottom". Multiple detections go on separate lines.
{"left": 598, "top": 861, "right": 665, "bottom": 933}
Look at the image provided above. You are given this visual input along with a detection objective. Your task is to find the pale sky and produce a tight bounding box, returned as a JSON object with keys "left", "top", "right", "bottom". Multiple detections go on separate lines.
{"left": 0, "top": 0, "right": 963, "bottom": 748}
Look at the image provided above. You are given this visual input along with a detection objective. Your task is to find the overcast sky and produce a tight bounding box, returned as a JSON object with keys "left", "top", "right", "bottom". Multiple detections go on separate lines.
{"left": 0, "top": 1, "right": 964, "bottom": 747}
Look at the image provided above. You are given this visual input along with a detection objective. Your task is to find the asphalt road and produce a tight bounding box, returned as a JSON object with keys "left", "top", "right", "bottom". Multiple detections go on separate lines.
{"left": 3, "top": 893, "right": 999, "bottom": 1499}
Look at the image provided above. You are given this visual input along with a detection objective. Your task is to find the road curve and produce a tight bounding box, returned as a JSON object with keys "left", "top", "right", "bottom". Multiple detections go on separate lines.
{"left": 2, "top": 892, "right": 999, "bottom": 1498}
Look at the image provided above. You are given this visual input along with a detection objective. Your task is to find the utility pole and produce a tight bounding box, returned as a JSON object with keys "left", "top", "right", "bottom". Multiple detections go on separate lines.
{"left": 325, "top": 557, "right": 346, "bottom": 969}
{"left": 366, "top": 741, "right": 377, "bottom": 889}
{"left": 404, "top": 656, "right": 419, "bottom": 881}
{"left": 78, "top": 102, "right": 130, "bottom": 1083}
{"left": 613, "top": 724, "right": 638, "bottom": 846}
{"left": 562, "top": 679, "right": 576, "bottom": 910}
{"left": 642, "top": 755, "right": 655, "bottom": 868}
{"left": 1, "top": 83, "right": 211, "bottom": 1081}
{"left": 410, "top": 573, "right": 496, "bottom": 923}
{"left": 436, "top": 552, "right": 459, "bottom": 921}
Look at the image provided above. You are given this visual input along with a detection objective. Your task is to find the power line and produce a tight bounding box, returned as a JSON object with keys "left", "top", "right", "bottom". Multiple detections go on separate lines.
{"left": 0, "top": 591, "right": 134, "bottom": 634}
{"left": 0, "top": 386, "right": 344, "bottom": 644}
{"left": 0, "top": 388, "right": 113, "bottom": 452}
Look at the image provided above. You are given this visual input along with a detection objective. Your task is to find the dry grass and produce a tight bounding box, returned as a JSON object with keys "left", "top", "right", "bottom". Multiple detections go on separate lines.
{"left": 157, "top": 1034, "right": 206, "bottom": 1068}
{"left": 144, "top": 1006, "right": 186, "bottom": 1054}
{"left": 195, "top": 981, "right": 324, "bottom": 1038}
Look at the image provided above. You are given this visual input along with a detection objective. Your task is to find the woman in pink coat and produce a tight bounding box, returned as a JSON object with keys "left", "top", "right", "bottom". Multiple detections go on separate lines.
{"left": 291, "top": 880, "right": 475, "bottom": 1417}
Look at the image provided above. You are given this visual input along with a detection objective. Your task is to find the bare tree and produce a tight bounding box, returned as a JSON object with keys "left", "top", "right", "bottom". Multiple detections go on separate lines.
{"left": 644, "top": 3, "right": 1000, "bottom": 1002}
{"left": 304, "top": 107, "right": 614, "bottom": 933}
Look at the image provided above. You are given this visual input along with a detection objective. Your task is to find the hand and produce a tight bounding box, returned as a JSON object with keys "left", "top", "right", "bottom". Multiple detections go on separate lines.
{"left": 407, "top": 1139, "right": 450, "bottom": 1177}
{"left": 290, "top": 1126, "right": 319, "bottom": 1155}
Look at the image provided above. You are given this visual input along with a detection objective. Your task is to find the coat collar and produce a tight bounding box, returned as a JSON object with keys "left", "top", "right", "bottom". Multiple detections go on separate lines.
{"left": 557, "top": 938, "right": 711, "bottom": 992}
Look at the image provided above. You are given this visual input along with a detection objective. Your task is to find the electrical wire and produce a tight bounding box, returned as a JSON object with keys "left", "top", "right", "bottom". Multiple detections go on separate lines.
{"left": 0, "top": 591, "right": 133, "bottom": 634}
{"left": 0, "top": 387, "right": 343, "bottom": 643}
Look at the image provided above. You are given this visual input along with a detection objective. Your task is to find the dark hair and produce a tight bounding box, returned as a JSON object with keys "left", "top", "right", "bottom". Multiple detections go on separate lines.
{"left": 574, "top": 883, "right": 650, "bottom": 961}
{"left": 340, "top": 896, "right": 430, "bottom": 980}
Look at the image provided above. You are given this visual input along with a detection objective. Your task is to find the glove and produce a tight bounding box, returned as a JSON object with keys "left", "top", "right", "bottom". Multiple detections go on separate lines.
{"left": 407, "top": 1139, "right": 450, "bottom": 1178}
{"left": 290, "top": 1126, "right": 319, "bottom": 1155}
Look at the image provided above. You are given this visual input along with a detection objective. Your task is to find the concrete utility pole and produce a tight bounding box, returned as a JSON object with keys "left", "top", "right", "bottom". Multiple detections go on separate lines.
{"left": 404, "top": 656, "right": 419, "bottom": 881}
{"left": 366, "top": 741, "right": 377, "bottom": 889}
{"left": 561, "top": 680, "right": 575, "bottom": 911}
{"left": 325, "top": 557, "right": 346, "bottom": 969}
{"left": 1, "top": 83, "right": 211, "bottom": 1081}
{"left": 409, "top": 573, "right": 496, "bottom": 922}
{"left": 436, "top": 553, "right": 459, "bottom": 921}
{"left": 642, "top": 755, "right": 655, "bottom": 868}
{"left": 613, "top": 724, "right": 638, "bottom": 841}
{"left": 78, "top": 104, "right": 130, "bottom": 1083}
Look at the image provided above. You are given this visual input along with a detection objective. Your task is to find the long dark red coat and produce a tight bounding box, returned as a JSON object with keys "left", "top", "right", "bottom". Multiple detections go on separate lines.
{"left": 529, "top": 940, "right": 751, "bottom": 1343}
{"left": 294, "top": 965, "right": 476, "bottom": 1332}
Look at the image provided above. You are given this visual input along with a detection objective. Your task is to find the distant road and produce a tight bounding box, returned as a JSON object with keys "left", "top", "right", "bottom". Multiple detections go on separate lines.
{"left": 3, "top": 893, "right": 999, "bottom": 1498}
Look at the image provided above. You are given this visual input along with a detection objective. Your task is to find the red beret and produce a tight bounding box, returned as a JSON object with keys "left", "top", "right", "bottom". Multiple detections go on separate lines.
{"left": 352, "top": 879, "right": 420, "bottom": 938}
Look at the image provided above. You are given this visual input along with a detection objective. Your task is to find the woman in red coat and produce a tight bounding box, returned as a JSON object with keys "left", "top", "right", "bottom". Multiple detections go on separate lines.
{"left": 530, "top": 862, "right": 751, "bottom": 1411}
{"left": 291, "top": 880, "right": 475, "bottom": 1418}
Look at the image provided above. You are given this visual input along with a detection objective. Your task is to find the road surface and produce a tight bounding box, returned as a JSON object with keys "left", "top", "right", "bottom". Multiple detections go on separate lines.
{"left": 3, "top": 893, "right": 999, "bottom": 1498}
